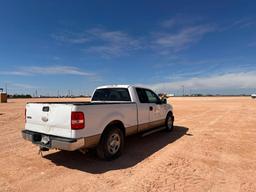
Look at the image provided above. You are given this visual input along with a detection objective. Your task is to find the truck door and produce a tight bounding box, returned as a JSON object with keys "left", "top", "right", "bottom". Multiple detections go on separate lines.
{"left": 144, "top": 89, "right": 166, "bottom": 128}
{"left": 136, "top": 88, "right": 165, "bottom": 132}
{"left": 136, "top": 88, "right": 151, "bottom": 132}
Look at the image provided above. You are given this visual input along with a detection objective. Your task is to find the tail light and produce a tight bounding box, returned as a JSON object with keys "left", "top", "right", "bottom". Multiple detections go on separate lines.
{"left": 71, "top": 112, "right": 85, "bottom": 129}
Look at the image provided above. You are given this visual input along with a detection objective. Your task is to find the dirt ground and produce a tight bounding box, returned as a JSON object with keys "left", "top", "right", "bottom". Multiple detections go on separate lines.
{"left": 0, "top": 97, "right": 255, "bottom": 192}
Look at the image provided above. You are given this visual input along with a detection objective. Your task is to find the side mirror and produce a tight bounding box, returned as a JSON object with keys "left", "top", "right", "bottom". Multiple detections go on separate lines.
{"left": 161, "top": 98, "right": 167, "bottom": 104}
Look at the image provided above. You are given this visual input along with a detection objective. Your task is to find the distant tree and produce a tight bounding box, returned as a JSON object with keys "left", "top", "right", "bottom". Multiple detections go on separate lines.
{"left": 11, "top": 94, "right": 32, "bottom": 98}
{"left": 191, "top": 93, "right": 204, "bottom": 97}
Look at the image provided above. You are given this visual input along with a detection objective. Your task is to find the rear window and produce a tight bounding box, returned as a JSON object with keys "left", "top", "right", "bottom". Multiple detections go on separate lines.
{"left": 92, "top": 88, "right": 131, "bottom": 101}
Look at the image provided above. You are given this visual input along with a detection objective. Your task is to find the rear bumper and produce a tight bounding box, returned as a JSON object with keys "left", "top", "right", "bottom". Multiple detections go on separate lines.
{"left": 22, "top": 130, "right": 85, "bottom": 151}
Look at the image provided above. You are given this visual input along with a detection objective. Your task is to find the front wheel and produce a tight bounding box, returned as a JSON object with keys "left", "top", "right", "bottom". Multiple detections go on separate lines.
{"left": 96, "top": 126, "right": 124, "bottom": 160}
{"left": 165, "top": 113, "right": 174, "bottom": 132}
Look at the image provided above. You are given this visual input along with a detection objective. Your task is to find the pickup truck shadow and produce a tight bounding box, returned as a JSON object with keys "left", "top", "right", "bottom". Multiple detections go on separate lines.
{"left": 44, "top": 126, "right": 189, "bottom": 174}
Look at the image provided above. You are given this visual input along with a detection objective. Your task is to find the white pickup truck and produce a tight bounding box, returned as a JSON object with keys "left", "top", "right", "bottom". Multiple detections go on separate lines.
{"left": 22, "top": 85, "right": 174, "bottom": 160}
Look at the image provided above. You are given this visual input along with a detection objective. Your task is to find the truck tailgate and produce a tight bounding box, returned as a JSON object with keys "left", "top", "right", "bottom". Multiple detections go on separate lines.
{"left": 25, "top": 103, "right": 73, "bottom": 138}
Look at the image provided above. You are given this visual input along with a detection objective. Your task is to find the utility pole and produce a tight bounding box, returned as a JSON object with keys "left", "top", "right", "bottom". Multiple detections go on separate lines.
{"left": 182, "top": 85, "right": 185, "bottom": 96}
{"left": 5, "top": 83, "right": 7, "bottom": 94}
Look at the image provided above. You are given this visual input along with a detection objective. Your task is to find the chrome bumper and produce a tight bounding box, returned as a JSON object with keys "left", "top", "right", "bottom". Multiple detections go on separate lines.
{"left": 22, "top": 130, "right": 85, "bottom": 151}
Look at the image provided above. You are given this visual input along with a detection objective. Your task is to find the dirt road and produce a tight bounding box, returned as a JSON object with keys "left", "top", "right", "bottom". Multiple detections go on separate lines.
{"left": 0, "top": 97, "right": 255, "bottom": 192}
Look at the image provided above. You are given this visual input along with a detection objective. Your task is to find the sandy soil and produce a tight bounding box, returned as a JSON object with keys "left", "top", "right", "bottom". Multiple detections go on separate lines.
{"left": 0, "top": 97, "right": 256, "bottom": 192}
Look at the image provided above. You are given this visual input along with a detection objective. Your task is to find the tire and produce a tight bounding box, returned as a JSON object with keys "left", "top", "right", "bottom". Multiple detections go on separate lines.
{"left": 165, "top": 112, "right": 174, "bottom": 132}
{"left": 96, "top": 126, "right": 124, "bottom": 160}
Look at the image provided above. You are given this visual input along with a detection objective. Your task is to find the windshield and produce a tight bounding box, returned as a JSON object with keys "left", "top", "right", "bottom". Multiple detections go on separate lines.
{"left": 92, "top": 88, "right": 131, "bottom": 101}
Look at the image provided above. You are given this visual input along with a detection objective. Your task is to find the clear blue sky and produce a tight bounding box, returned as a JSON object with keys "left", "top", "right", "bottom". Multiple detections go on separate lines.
{"left": 0, "top": 0, "right": 256, "bottom": 95}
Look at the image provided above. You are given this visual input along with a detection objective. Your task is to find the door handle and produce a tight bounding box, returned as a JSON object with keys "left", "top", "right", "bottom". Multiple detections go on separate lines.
{"left": 149, "top": 106, "right": 153, "bottom": 111}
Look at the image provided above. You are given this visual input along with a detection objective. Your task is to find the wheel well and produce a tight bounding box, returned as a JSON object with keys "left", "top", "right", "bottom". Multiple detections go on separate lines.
{"left": 102, "top": 120, "right": 125, "bottom": 137}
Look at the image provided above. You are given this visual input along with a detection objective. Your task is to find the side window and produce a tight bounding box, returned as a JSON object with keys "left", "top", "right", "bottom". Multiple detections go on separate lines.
{"left": 136, "top": 88, "right": 148, "bottom": 103}
{"left": 136, "top": 88, "right": 160, "bottom": 104}
{"left": 145, "top": 90, "right": 160, "bottom": 104}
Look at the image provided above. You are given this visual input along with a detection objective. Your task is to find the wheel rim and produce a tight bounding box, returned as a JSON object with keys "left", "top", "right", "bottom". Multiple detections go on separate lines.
{"left": 167, "top": 116, "right": 173, "bottom": 129}
{"left": 107, "top": 133, "right": 121, "bottom": 155}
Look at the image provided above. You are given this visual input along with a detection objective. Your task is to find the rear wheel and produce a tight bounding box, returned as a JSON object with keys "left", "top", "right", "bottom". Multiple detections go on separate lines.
{"left": 96, "top": 126, "right": 124, "bottom": 160}
{"left": 165, "top": 113, "right": 174, "bottom": 132}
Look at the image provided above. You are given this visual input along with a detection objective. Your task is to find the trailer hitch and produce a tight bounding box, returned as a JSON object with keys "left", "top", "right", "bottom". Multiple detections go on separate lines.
{"left": 38, "top": 146, "right": 49, "bottom": 157}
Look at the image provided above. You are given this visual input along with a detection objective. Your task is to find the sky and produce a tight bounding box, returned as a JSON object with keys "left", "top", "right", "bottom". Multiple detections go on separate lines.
{"left": 0, "top": 0, "right": 256, "bottom": 96}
